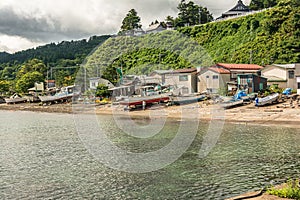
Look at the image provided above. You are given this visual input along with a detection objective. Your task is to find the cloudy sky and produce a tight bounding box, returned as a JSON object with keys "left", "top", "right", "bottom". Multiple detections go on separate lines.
{"left": 0, "top": 0, "right": 251, "bottom": 53}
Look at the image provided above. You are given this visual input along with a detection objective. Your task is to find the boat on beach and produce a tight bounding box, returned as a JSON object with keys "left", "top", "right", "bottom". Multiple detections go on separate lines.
{"left": 38, "top": 85, "right": 80, "bottom": 104}
{"left": 254, "top": 93, "right": 279, "bottom": 106}
{"left": 119, "top": 94, "right": 170, "bottom": 107}
{"left": 170, "top": 94, "right": 206, "bottom": 105}
{"left": 221, "top": 99, "right": 244, "bottom": 109}
{"left": 5, "top": 94, "right": 27, "bottom": 104}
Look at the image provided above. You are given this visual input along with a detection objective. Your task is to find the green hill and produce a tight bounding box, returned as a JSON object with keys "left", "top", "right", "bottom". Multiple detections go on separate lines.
{"left": 178, "top": 0, "right": 300, "bottom": 65}
{"left": 83, "top": 1, "right": 299, "bottom": 84}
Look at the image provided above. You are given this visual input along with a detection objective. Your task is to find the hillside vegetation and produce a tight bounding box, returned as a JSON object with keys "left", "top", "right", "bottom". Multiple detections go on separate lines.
{"left": 83, "top": 1, "right": 299, "bottom": 84}
{"left": 179, "top": 0, "right": 300, "bottom": 65}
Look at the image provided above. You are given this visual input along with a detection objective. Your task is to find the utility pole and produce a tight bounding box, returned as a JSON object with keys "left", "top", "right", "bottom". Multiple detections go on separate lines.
{"left": 198, "top": 7, "right": 202, "bottom": 24}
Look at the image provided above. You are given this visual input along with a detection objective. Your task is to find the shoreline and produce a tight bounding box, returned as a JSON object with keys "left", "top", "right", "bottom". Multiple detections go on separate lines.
{"left": 1, "top": 101, "right": 300, "bottom": 128}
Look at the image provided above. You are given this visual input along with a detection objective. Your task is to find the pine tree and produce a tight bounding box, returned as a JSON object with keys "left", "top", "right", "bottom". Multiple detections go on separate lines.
{"left": 119, "top": 9, "right": 142, "bottom": 34}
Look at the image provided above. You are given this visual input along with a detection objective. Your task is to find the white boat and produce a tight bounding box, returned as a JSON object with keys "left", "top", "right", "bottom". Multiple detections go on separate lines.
{"left": 254, "top": 93, "right": 279, "bottom": 106}
{"left": 5, "top": 94, "right": 27, "bottom": 104}
{"left": 39, "top": 85, "right": 80, "bottom": 104}
{"left": 221, "top": 99, "right": 244, "bottom": 109}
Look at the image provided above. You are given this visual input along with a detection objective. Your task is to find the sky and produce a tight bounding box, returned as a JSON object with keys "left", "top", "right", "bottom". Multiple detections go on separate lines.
{"left": 0, "top": 0, "right": 251, "bottom": 53}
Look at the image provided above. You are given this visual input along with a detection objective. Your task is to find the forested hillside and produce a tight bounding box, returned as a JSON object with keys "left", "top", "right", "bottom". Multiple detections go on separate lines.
{"left": 84, "top": 0, "right": 300, "bottom": 84}
{"left": 178, "top": 0, "right": 300, "bottom": 65}
{"left": 0, "top": 35, "right": 110, "bottom": 80}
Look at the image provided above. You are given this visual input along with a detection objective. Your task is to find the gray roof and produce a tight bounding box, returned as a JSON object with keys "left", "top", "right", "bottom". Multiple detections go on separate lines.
{"left": 272, "top": 64, "right": 297, "bottom": 69}
{"left": 150, "top": 70, "right": 174, "bottom": 75}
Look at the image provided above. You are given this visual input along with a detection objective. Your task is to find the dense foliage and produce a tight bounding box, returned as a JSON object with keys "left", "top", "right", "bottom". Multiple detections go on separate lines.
{"left": 250, "top": 0, "right": 279, "bottom": 10}
{"left": 178, "top": 1, "right": 300, "bottom": 65}
{"left": 267, "top": 179, "right": 300, "bottom": 199}
{"left": 175, "top": 0, "right": 213, "bottom": 27}
{"left": 84, "top": 31, "right": 214, "bottom": 84}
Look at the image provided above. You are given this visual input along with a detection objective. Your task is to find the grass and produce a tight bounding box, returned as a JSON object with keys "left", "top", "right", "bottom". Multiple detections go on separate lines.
{"left": 267, "top": 179, "right": 300, "bottom": 199}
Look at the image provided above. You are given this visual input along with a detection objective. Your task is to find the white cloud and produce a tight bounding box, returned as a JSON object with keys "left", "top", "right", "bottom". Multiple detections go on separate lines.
{"left": 0, "top": 34, "right": 42, "bottom": 53}
{"left": 0, "top": 0, "right": 251, "bottom": 53}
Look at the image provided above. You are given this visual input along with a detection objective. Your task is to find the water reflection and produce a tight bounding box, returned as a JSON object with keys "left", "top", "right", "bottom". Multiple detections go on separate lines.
{"left": 0, "top": 111, "right": 299, "bottom": 199}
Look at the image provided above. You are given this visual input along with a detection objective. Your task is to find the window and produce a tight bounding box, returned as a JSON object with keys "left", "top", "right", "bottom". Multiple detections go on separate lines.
{"left": 288, "top": 71, "right": 295, "bottom": 79}
{"left": 298, "top": 83, "right": 300, "bottom": 89}
{"left": 213, "top": 75, "right": 219, "bottom": 80}
{"left": 92, "top": 82, "right": 96, "bottom": 87}
{"left": 179, "top": 75, "right": 188, "bottom": 81}
{"left": 206, "top": 75, "right": 209, "bottom": 79}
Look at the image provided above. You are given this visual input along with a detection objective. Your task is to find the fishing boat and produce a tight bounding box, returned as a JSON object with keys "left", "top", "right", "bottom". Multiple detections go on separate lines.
{"left": 5, "top": 94, "right": 27, "bottom": 104}
{"left": 170, "top": 94, "right": 206, "bottom": 105}
{"left": 119, "top": 94, "right": 170, "bottom": 107}
{"left": 254, "top": 93, "right": 279, "bottom": 106}
{"left": 39, "top": 85, "right": 80, "bottom": 104}
{"left": 221, "top": 99, "right": 244, "bottom": 109}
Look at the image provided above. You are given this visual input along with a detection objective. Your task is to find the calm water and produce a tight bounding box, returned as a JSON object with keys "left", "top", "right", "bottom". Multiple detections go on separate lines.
{"left": 0, "top": 110, "right": 299, "bottom": 199}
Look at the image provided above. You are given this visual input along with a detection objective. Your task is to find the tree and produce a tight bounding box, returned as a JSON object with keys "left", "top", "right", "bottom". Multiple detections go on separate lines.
{"left": 119, "top": 9, "right": 142, "bottom": 34}
{"left": 175, "top": 0, "right": 213, "bottom": 27}
{"left": 15, "top": 71, "right": 44, "bottom": 93}
{"left": 250, "top": 0, "right": 278, "bottom": 10}
{"left": 95, "top": 84, "right": 110, "bottom": 98}
{"left": 0, "top": 80, "right": 10, "bottom": 94}
{"left": 16, "top": 59, "right": 47, "bottom": 79}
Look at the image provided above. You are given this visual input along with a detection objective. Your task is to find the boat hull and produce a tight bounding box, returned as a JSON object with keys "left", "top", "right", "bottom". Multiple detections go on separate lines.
{"left": 255, "top": 93, "right": 279, "bottom": 106}
{"left": 5, "top": 98, "right": 27, "bottom": 104}
{"left": 119, "top": 95, "right": 170, "bottom": 106}
{"left": 171, "top": 95, "right": 206, "bottom": 105}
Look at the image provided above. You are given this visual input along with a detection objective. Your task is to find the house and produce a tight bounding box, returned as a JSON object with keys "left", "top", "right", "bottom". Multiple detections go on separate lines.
{"left": 237, "top": 74, "right": 267, "bottom": 93}
{"left": 149, "top": 68, "right": 198, "bottom": 94}
{"left": 197, "top": 63, "right": 264, "bottom": 94}
{"left": 89, "top": 77, "right": 114, "bottom": 90}
{"left": 149, "top": 70, "right": 174, "bottom": 85}
{"left": 198, "top": 67, "right": 231, "bottom": 94}
{"left": 217, "top": 0, "right": 251, "bottom": 20}
{"left": 261, "top": 64, "right": 300, "bottom": 90}
{"left": 216, "top": 63, "right": 264, "bottom": 81}
{"left": 123, "top": 28, "right": 145, "bottom": 36}
{"left": 146, "top": 22, "right": 166, "bottom": 34}
{"left": 164, "top": 68, "right": 198, "bottom": 95}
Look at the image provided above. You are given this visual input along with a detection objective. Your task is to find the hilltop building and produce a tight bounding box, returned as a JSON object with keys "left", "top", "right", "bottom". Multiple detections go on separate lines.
{"left": 146, "top": 22, "right": 167, "bottom": 34}
{"left": 217, "top": 0, "right": 251, "bottom": 20}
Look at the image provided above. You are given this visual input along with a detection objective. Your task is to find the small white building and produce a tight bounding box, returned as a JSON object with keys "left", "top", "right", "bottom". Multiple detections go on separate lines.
{"left": 164, "top": 68, "right": 198, "bottom": 95}
{"left": 198, "top": 67, "right": 231, "bottom": 94}
{"left": 89, "top": 77, "right": 114, "bottom": 90}
{"left": 146, "top": 22, "right": 166, "bottom": 34}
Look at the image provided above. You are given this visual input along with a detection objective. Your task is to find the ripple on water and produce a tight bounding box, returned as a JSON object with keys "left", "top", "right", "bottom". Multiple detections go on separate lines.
{"left": 0, "top": 111, "right": 299, "bottom": 199}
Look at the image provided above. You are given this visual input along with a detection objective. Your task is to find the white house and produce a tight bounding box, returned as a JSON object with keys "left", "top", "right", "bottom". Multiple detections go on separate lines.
{"left": 164, "top": 68, "right": 198, "bottom": 95}
{"left": 198, "top": 67, "right": 231, "bottom": 94}
{"left": 89, "top": 77, "right": 114, "bottom": 90}
{"left": 146, "top": 22, "right": 167, "bottom": 34}
{"left": 261, "top": 64, "right": 300, "bottom": 89}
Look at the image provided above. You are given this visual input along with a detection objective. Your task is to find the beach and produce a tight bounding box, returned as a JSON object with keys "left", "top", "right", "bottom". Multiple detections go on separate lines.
{"left": 1, "top": 100, "right": 300, "bottom": 128}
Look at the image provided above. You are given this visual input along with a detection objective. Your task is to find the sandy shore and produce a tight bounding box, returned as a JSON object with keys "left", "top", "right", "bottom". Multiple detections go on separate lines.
{"left": 1, "top": 100, "right": 300, "bottom": 128}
